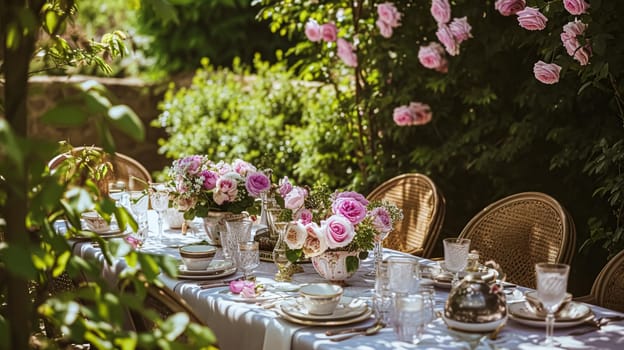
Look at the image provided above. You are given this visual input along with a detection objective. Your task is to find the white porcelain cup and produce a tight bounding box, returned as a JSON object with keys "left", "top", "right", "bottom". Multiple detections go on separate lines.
{"left": 299, "top": 283, "right": 343, "bottom": 315}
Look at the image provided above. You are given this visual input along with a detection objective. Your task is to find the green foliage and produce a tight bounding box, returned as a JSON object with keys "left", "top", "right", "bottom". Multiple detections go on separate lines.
{"left": 135, "top": 0, "right": 292, "bottom": 76}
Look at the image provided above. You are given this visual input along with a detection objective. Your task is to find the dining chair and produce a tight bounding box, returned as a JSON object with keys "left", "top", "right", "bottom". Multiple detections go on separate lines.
{"left": 48, "top": 146, "right": 152, "bottom": 191}
{"left": 366, "top": 173, "right": 445, "bottom": 258}
{"left": 459, "top": 192, "right": 576, "bottom": 288}
{"left": 575, "top": 249, "right": 624, "bottom": 313}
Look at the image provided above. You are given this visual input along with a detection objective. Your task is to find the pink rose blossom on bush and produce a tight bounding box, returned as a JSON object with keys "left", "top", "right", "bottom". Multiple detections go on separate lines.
{"left": 561, "top": 32, "right": 580, "bottom": 56}
{"left": 418, "top": 42, "right": 447, "bottom": 71}
{"left": 284, "top": 186, "right": 307, "bottom": 210}
{"left": 393, "top": 105, "right": 414, "bottom": 126}
{"left": 533, "top": 61, "right": 561, "bottom": 84}
{"left": 320, "top": 23, "right": 337, "bottom": 42}
{"left": 376, "top": 19, "right": 394, "bottom": 38}
{"left": 516, "top": 7, "right": 548, "bottom": 31}
{"left": 409, "top": 102, "right": 433, "bottom": 126}
{"left": 370, "top": 207, "right": 393, "bottom": 235}
{"left": 377, "top": 2, "right": 401, "bottom": 28}
{"left": 563, "top": 0, "right": 590, "bottom": 15}
{"left": 337, "top": 38, "right": 358, "bottom": 67}
{"left": 322, "top": 214, "right": 356, "bottom": 249}
{"left": 245, "top": 171, "right": 270, "bottom": 196}
{"left": 436, "top": 23, "right": 459, "bottom": 56}
{"left": 494, "top": 0, "right": 526, "bottom": 16}
{"left": 305, "top": 21, "right": 322, "bottom": 42}
{"left": 431, "top": 0, "right": 451, "bottom": 24}
{"left": 201, "top": 170, "right": 218, "bottom": 190}
{"left": 563, "top": 19, "right": 587, "bottom": 37}
{"left": 332, "top": 197, "right": 368, "bottom": 225}
{"left": 449, "top": 17, "right": 472, "bottom": 43}
{"left": 573, "top": 46, "right": 591, "bottom": 66}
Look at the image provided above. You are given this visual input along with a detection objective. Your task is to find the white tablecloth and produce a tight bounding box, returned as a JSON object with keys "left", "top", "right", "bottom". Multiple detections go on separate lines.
{"left": 71, "top": 211, "right": 624, "bottom": 350}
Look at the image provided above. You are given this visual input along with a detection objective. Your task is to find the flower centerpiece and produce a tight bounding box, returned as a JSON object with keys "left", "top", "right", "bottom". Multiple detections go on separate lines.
{"left": 277, "top": 180, "right": 402, "bottom": 281}
{"left": 168, "top": 155, "right": 271, "bottom": 218}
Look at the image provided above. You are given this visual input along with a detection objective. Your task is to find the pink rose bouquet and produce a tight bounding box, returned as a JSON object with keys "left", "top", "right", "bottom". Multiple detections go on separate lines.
{"left": 276, "top": 182, "right": 402, "bottom": 272}
{"left": 169, "top": 155, "right": 271, "bottom": 217}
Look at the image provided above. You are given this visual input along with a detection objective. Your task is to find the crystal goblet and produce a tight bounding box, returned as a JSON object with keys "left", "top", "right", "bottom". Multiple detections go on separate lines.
{"left": 535, "top": 262, "right": 570, "bottom": 347}
{"left": 443, "top": 237, "right": 471, "bottom": 287}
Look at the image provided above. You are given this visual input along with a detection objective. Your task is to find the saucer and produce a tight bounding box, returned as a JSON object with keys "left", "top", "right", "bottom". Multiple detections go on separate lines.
{"left": 443, "top": 315, "right": 507, "bottom": 333}
{"left": 277, "top": 306, "right": 372, "bottom": 326}
{"left": 217, "top": 288, "right": 283, "bottom": 303}
{"left": 508, "top": 301, "right": 593, "bottom": 328}
{"left": 178, "top": 260, "right": 234, "bottom": 275}
{"left": 280, "top": 297, "right": 367, "bottom": 321}
{"left": 176, "top": 266, "right": 237, "bottom": 280}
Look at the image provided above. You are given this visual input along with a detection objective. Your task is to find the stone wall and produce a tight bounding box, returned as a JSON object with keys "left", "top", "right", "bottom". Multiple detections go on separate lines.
{"left": 14, "top": 75, "right": 170, "bottom": 175}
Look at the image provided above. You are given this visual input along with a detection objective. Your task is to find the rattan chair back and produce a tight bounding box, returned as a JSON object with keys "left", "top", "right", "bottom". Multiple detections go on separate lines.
{"left": 48, "top": 146, "right": 151, "bottom": 191}
{"left": 581, "top": 249, "right": 624, "bottom": 313}
{"left": 367, "top": 173, "right": 445, "bottom": 258}
{"left": 459, "top": 192, "right": 575, "bottom": 288}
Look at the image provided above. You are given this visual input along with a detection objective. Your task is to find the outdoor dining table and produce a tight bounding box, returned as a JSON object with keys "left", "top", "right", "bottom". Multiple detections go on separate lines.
{"left": 71, "top": 211, "right": 624, "bottom": 350}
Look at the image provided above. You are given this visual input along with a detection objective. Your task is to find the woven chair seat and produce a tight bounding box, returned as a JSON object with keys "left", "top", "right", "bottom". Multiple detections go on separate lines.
{"left": 575, "top": 249, "right": 624, "bottom": 312}
{"left": 459, "top": 192, "right": 575, "bottom": 288}
{"left": 367, "top": 173, "right": 445, "bottom": 258}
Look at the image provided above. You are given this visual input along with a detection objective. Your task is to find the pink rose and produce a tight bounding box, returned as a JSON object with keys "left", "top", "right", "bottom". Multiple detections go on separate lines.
{"left": 305, "top": 20, "right": 322, "bottom": 42}
{"left": 563, "top": 0, "right": 590, "bottom": 15}
{"left": 278, "top": 176, "right": 293, "bottom": 198}
{"left": 232, "top": 159, "right": 256, "bottom": 176}
{"left": 573, "top": 45, "right": 591, "bottom": 66}
{"left": 332, "top": 197, "right": 367, "bottom": 225}
{"left": 302, "top": 223, "right": 328, "bottom": 257}
{"left": 214, "top": 178, "right": 238, "bottom": 204}
{"left": 321, "top": 215, "right": 355, "bottom": 249}
{"left": 296, "top": 208, "right": 313, "bottom": 225}
{"left": 285, "top": 221, "right": 307, "bottom": 249}
{"left": 408, "top": 102, "right": 433, "bottom": 126}
{"left": 284, "top": 186, "right": 307, "bottom": 210}
{"left": 335, "top": 191, "right": 369, "bottom": 207}
{"left": 376, "top": 19, "right": 394, "bottom": 38}
{"left": 563, "top": 20, "right": 587, "bottom": 37}
{"left": 393, "top": 105, "right": 414, "bottom": 126}
{"left": 214, "top": 161, "right": 232, "bottom": 175}
{"left": 494, "top": 0, "right": 526, "bottom": 16}
{"left": 245, "top": 171, "right": 270, "bottom": 197}
{"left": 125, "top": 235, "right": 140, "bottom": 249}
{"left": 449, "top": 17, "right": 472, "bottom": 44}
{"left": 516, "top": 7, "right": 548, "bottom": 31}
{"left": 320, "top": 23, "right": 337, "bottom": 42}
{"left": 561, "top": 32, "right": 579, "bottom": 56}
{"left": 418, "top": 42, "right": 446, "bottom": 71}
{"left": 377, "top": 2, "right": 401, "bottom": 28}
{"left": 241, "top": 284, "right": 257, "bottom": 298}
{"left": 201, "top": 170, "right": 218, "bottom": 190}
{"left": 430, "top": 0, "right": 451, "bottom": 24}
{"left": 337, "top": 38, "right": 358, "bottom": 67}
{"left": 436, "top": 23, "right": 459, "bottom": 56}
{"left": 370, "top": 206, "right": 393, "bottom": 235}
{"left": 533, "top": 61, "right": 561, "bottom": 85}
{"left": 178, "top": 155, "right": 203, "bottom": 175}
{"left": 229, "top": 280, "right": 254, "bottom": 294}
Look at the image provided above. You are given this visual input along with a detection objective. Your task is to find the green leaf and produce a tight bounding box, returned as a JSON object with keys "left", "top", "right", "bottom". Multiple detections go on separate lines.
{"left": 286, "top": 249, "right": 302, "bottom": 262}
{"left": 1, "top": 244, "right": 37, "bottom": 279}
{"left": 345, "top": 255, "right": 359, "bottom": 273}
{"left": 39, "top": 102, "right": 88, "bottom": 127}
{"left": 107, "top": 105, "right": 145, "bottom": 142}
{"left": 162, "top": 313, "right": 189, "bottom": 341}
{"left": 43, "top": 10, "right": 60, "bottom": 34}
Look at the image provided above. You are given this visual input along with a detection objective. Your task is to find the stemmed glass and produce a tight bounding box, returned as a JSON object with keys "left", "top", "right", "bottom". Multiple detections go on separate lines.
{"left": 149, "top": 183, "right": 170, "bottom": 242}
{"left": 443, "top": 238, "right": 471, "bottom": 287}
{"left": 535, "top": 263, "right": 570, "bottom": 347}
{"left": 266, "top": 207, "right": 293, "bottom": 282}
{"left": 365, "top": 228, "right": 391, "bottom": 280}
{"left": 237, "top": 241, "right": 260, "bottom": 280}
{"left": 129, "top": 190, "right": 149, "bottom": 248}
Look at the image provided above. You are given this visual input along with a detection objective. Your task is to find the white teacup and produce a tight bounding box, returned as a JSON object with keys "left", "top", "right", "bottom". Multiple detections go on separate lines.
{"left": 81, "top": 211, "right": 110, "bottom": 233}
{"left": 179, "top": 244, "right": 217, "bottom": 270}
{"left": 299, "top": 283, "right": 343, "bottom": 315}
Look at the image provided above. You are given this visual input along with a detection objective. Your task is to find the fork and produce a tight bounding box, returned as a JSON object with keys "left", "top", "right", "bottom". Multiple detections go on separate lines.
{"left": 568, "top": 315, "right": 624, "bottom": 336}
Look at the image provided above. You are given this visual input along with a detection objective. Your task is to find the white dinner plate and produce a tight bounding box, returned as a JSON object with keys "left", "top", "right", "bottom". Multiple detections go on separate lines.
{"left": 177, "top": 260, "right": 234, "bottom": 276}
{"left": 280, "top": 297, "right": 367, "bottom": 321}
{"left": 443, "top": 315, "right": 508, "bottom": 333}
{"left": 508, "top": 302, "right": 594, "bottom": 328}
{"left": 277, "top": 306, "right": 373, "bottom": 326}
{"left": 176, "top": 266, "right": 237, "bottom": 280}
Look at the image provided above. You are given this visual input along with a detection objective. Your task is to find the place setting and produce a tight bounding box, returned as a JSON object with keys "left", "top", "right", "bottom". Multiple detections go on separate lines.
{"left": 176, "top": 244, "right": 237, "bottom": 280}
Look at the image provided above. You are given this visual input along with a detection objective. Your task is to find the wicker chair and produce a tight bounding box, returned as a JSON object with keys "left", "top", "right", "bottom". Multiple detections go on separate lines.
{"left": 48, "top": 146, "right": 152, "bottom": 191}
{"left": 367, "top": 173, "right": 445, "bottom": 258}
{"left": 459, "top": 192, "right": 575, "bottom": 288}
{"left": 575, "top": 249, "right": 624, "bottom": 313}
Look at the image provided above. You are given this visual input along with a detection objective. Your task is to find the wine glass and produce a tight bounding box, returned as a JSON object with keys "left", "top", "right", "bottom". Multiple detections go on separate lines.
{"left": 149, "top": 183, "right": 170, "bottom": 242}
{"left": 443, "top": 238, "right": 471, "bottom": 287}
{"left": 364, "top": 228, "right": 391, "bottom": 281}
{"left": 130, "top": 190, "right": 149, "bottom": 248}
{"left": 535, "top": 262, "right": 570, "bottom": 347}
{"left": 266, "top": 208, "right": 293, "bottom": 282}
{"left": 237, "top": 241, "right": 260, "bottom": 280}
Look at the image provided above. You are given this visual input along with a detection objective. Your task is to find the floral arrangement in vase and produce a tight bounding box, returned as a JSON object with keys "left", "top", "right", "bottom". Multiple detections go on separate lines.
{"left": 168, "top": 155, "right": 271, "bottom": 218}
{"left": 277, "top": 179, "right": 402, "bottom": 274}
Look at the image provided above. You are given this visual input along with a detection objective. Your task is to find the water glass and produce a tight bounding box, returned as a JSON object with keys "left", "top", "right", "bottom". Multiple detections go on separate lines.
{"left": 443, "top": 238, "right": 471, "bottom": 286}
{"left": 387, "top": 256, "right": 419, "bottom": 295}
{"left": 129, "top": 191, "right": 149, "bottom": 247}
{"left": 149, "top": 183, "right": 170, "bottom": 242}
{"left": 536, "top": 262, "right": 570, "bottom": 346}
{"left": 372, "top": 289, "right": 394, "bottom": 326}
{"left": 224, "top": 216, "right": 254, "bottom": 265}
{"left": 394, "top": 294, "right": 426, "bottom": 344}
{"left": 237, "top": 241, "right": 260, "bottom": 280}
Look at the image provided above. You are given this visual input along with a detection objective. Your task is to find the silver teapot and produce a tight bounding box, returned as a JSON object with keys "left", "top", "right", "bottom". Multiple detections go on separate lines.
{"left": 444, "top": 272, "right": 507, "bottom": 323}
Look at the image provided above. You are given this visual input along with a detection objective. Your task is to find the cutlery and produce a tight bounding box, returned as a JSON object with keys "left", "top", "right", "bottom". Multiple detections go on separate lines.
{"left": 198, "top": 277, "right": 241, "bottom": 289}
{"left": 325, "top": 323, "right": 378, "bottom": 336}
{"left": 328, "top": 322, "right": 384, "bottom": 341}
{"left": 568, "top": 315, "right": 624, "bottom": 336}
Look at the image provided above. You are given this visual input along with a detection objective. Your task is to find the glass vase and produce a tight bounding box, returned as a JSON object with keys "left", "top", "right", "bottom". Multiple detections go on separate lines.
{"left": 267, "top": 208, "right": 295, "bottom": 281}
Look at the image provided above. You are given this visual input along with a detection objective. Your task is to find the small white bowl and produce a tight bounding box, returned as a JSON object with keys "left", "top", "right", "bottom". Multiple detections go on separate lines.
{"left": 81, "top": 211, "right": 110, "bottom": 233}
{"left": 179, "top": 244, "right": 217, "bottom": 270}
{"left": 299, "top": 283, "right": 343, "bottom": 315}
